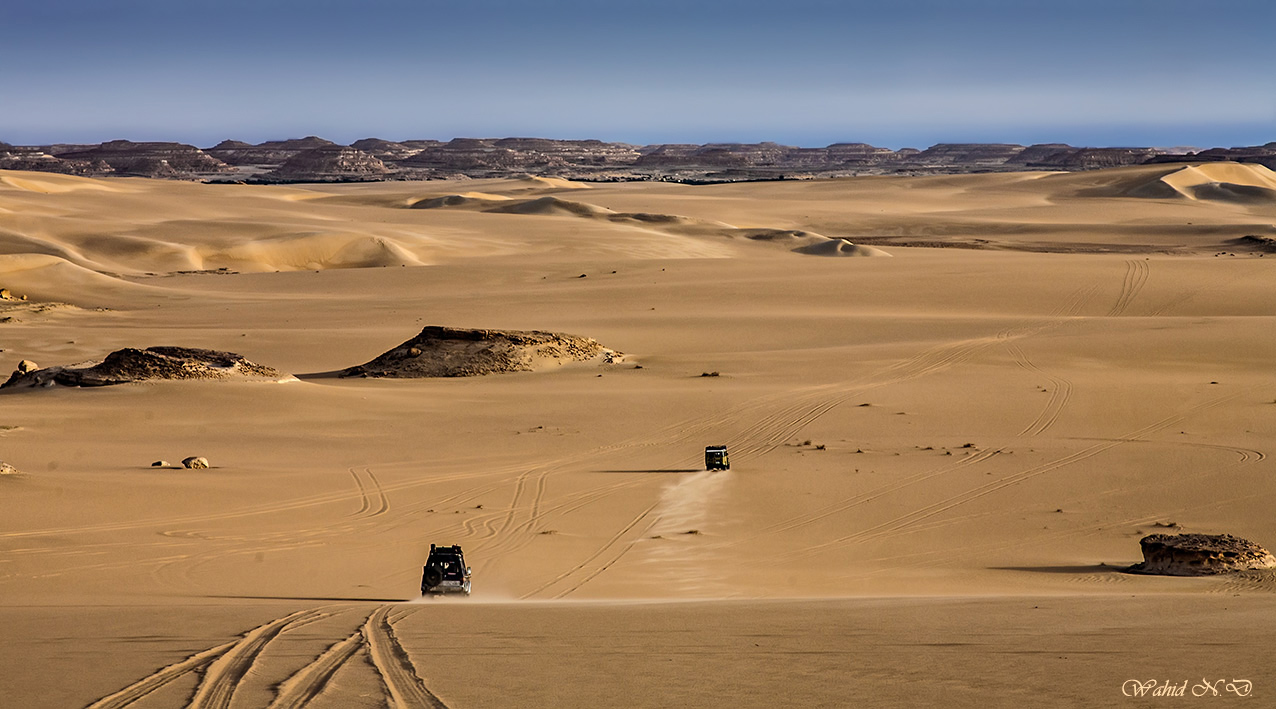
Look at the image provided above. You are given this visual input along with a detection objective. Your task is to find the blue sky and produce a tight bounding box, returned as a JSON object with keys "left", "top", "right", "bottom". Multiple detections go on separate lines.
{"left": 2, "top": 0, "right": 1272, "bottom": 148}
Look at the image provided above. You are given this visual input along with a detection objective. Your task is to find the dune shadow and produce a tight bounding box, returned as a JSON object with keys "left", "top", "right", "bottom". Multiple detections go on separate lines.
{"left": 990, "top": 564, "right": 1129, "bottom": 574}
{"left": 596, "top": 469, "right": 703, "bottom": 474}
{"left": 293, "top": 370, "right": 348, "bottom": 380}
{"left": 206, "top": 594, "right": 409, "bottom": 603}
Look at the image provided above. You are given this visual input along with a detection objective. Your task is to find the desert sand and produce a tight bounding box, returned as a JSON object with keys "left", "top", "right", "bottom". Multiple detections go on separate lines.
{"left": 1, "top": 163, "right": 1274, "bottom": 707}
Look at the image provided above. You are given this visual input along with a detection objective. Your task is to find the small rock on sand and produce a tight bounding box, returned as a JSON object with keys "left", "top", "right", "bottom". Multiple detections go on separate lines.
{"left": 182, "top": 457, "right": 209, "bottom": 469}
{"left": 0, "top": 461, "right": 20, "bottom": 475}
{"left": 151, "top": 460, "right": 170, "bottom": 468}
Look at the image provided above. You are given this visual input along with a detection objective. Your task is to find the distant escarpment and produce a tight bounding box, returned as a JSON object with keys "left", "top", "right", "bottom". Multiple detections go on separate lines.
{"left": 205, "top": 136, "right": 337, "bottom": 166}
{"left": 2, "top": 347, "right": 286, "bottom": 389}
{"left": 342, "top": 326, "right": 623, "bottom": 378}
{"left": 260, "top": 145, "right": 389, "bottom": 182}
{"left": 6, "top": 135, "right": 1276, "bottom": 183}
{"left": 54, "top": 140, "right": 233, "bottom": 178}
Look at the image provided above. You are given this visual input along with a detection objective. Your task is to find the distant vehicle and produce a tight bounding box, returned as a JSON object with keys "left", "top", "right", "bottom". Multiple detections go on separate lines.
{"left": 705, "top": 445, "right": 730, "bottom": 471}
{"left": 421, "top": 544, "right": 472, "bottom": 596}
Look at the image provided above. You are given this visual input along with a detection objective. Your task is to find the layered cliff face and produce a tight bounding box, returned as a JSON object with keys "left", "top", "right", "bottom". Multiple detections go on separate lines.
{"left": 1027, "top": 147, "right": 1161, "bottom": 169}
{"left": 908, "top": 143, "right": 1027, "bottom": 166}
{"left": 1147, "top": 142, "right": 1276, "bottom": 169}
{"left": 260, "top": 145, "right": 389, "bottom": 182}
{"left": 206, "top": 136, "right": 336, "bottom": 166}
{"left": 400, "top": 138, "right": 564, "bottom": 172}
{"left": 0, "top": 144, "right": 113, "bottom": 175}
{"left": 1, "top": 135, "right": 1232, "bottom": 182}
{"left": 349, "top": 138, "right": 430, "bottom": 161}
{"left": 56, "top": 140, "right": 233, "bottom": 177}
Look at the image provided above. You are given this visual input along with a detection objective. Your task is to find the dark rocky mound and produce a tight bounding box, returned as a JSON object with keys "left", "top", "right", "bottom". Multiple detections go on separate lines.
{"left": 1028, "top": 147, "right": 1161, "bottom": 169}
{"left": 349, "top": 138, "right": 428, "bottom": 161}
{"left": 907, "top": 143, "right": 1027, "bottom": 166}
{"left": 342, "top": 326, "right": 623, "bottom": 378}
{"left": 205, "top": 136, "right": 336, "bottom": 166}
{"left": 2, "top": 347, "right": 285, "bottom": 389}
{"left": 1128, "top": 533, "right": 1276, "bottom": 576}
{"left": 56, "top": 140, "right": 232, "bottom": 177}
{"left": 0, "top": 144, "right": 114, "bottom": 176}
{"left": 261, "top": 145, "right": 388, "bottom": 182}
{"left": 399, "top": 138, "right": 558, "bottom": 172}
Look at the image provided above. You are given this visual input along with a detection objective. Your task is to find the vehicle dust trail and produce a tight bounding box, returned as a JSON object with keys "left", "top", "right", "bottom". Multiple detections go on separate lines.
{"left": 363, "top": 605, "right": 449, "bottom": 709}
{"left": 266, "top": 630, "right": 364, "bottom": 709}
{"left": 83, "top": 640, "right": 238, "bottom": 709}
{"left": 631, "top": 471, "right": 735, "bottom": 597}
{"left": 188, "top": 609, "right": 324, "bottom": 709}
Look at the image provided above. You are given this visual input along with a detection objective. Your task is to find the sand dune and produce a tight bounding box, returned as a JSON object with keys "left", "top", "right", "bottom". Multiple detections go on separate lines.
{"left": 485, "top": 195, "right": 618, "bottom": 218}
{"left": 408, "top": 192, "right": 513, "bottom": 209}
{"left": 2, "top": 165, "right": 1275, "bottom": 707}
{"left": 0, "top": 171, "right": 135, "bottom": 194}
{"left": 793, "top": 237, "right": 892, "bottom": 257}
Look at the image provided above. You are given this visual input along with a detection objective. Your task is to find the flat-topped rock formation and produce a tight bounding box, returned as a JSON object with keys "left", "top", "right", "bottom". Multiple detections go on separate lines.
{"left": 1027, "top": 147, "right": 1162, "bottom": 170}
{"left": 2, "top": 347, "right": 286, "bottom": 389}
{"left": 1128, "top": 533, "right": 1276, "bottom": 576}
{"left": 342, "top": 326, "right": 622, "bottom": 378}
{"left": 12, "top": 135, "right": 1269, "bottom": 182}
{"left": 205, "top": 136, "right": 337, "bottom": 166}
{"left": 260, "top": 145, "right": 389, "bottom": 182}
{"left": 55, "top": 140, "right": 233, "bottom": 178}
{"left": 0, "top": 143, "right": 113, "bottom": 176}
{"left": 907, "top": 143, "right": 1028, "bottom": 166}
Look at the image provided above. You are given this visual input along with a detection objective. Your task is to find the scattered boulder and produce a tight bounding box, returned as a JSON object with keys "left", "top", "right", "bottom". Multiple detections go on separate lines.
{"left": 16, "top": 360, "right": 38, "bottom": 374}
{"left": 1, "top": 347, "right": 286, "bottom": 389}
{"left": 182, "top": 457, "right": 209, "bottom": 470}
{"left": 1128, "top": 533, "right": 1276, "bottom": 576}
{"left": 342, "top": 326, "right": 623, "bottom": 378}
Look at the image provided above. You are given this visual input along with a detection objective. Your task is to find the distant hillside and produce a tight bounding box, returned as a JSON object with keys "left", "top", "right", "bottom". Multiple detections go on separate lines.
{"left": 3, "top": 135, "right": 1273, "bottom": 183}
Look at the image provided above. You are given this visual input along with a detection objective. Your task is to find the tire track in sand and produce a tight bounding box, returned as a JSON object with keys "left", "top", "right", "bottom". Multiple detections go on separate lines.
{"left": 1107, "top": 258, "right": 1150, "bottom": 317}
{"left": 188, "top": 609, "right": 326, "bottom": 709}
{"left": 266, "top": 630, "right": 364, "bottom": 709}
{"left": 83, "top": 640, "right": 238, "bottom": 709}
{"left": 1007, "top": 342, "right": 1073, "bottom": 437}
{"left": 363, "top": 606, "right": 449, "bottom": 709}
{"left": 797, "top": 393, "right": 1243, "bottom": 558}
{"left": 84, "top": 610, "right": 320, "bottom": 709}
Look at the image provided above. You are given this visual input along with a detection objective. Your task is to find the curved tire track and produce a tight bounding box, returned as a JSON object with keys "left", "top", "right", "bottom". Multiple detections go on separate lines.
{"left": 188, "top": 609, "right": 324, "bottom": 709}
{"left": 363, "top": 606, "right": 449, "bottom": 709}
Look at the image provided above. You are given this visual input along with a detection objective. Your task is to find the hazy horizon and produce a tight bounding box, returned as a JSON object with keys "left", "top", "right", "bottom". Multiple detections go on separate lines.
{"left": 2, "top": 0, "right": 1273, "bottom": 150}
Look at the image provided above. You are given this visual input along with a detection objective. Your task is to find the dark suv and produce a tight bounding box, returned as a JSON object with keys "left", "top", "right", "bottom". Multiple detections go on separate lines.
{"left": 705, "top": 445, "right": 730, "bottom": 471}
{"left": 421, "top": 544, "right": 472, "bottom": 596}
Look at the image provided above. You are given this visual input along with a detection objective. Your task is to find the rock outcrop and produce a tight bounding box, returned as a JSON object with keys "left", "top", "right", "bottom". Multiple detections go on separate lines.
{"left": 1128, "top": 533, "right": 1276, "bottom": 576}
{"left": 205, "top": 136, "right": 336, "bottom": 166}
{"left": 2, "top": 347, "right": 285, "bottom": 389}
{"left": 907, "top": 143, "right": 1027, "bottom": 167}
{"left": 55, "top": 140, "right": 233, "bottom": 177}
{"left": 0, "top": 144, "right": 113, "bottom": 175}
{"left": 1028, "top": 147, "right": 1161, "bottom": 170}
{"left": 342, "top": 326, "right": 622, "bottom": 378}
{"left": 260, "top": 145, "right": 389, "bottom": 182}
{"left": 1, "top": 135, "right": 1207, "bottom": 182}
